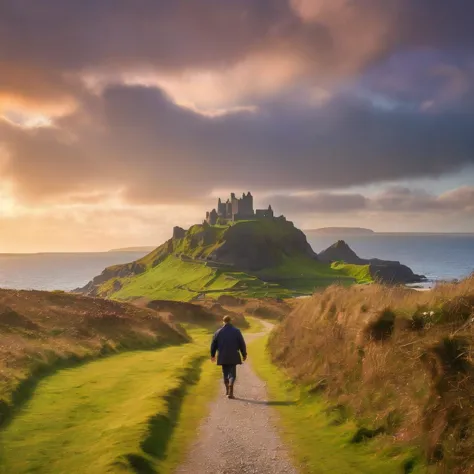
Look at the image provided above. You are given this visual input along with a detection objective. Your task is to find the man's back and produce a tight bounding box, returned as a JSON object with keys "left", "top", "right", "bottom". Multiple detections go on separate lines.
{"left": 211, "top": 323, "right": 247, "bottom": 366}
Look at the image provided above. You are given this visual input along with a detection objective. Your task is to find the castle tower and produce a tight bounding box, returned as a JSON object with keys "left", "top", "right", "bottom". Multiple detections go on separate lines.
{"left": 231, "top": 192, "right": 239, "bottom": 216}
{"left": 239, "top": 191, "right": 254, "bottom": 216}
{"left": 208, "top": 208, "right": 218, "bottom": 225}
{"left": 217, "top": 197, "right": 226, "bottom": 217}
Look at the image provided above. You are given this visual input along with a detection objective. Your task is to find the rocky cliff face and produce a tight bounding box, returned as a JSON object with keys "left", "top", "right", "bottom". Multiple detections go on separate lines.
{"left": 76, "top": 261, "right": 146, "bottom": 296}
{"left": 319, "top": 240, "right": 426, "bottom": 284}
{"left": 208, "top": 219, "right": 317, "bottom": 271}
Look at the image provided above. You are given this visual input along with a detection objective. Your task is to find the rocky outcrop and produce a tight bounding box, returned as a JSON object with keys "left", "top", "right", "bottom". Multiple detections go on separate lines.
{"left": 319, "top": 240, "right": 426, "bottom": 284}
{"left": 75, "top": 261, "right": 145, "bottom": 296}
{"left": 318, "top": 240, "right": 363, "bottom": 264}
{"left": 173, "top": 226, "right": 186, "bottom": 239}
{"left": 208, "top": 219, "right": 317, "bottom": 271}
{"left": 369, "top": 263, "right": 424, "bottom": 284}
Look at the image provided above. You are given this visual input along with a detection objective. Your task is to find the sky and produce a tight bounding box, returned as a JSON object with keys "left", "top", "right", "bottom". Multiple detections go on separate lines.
{"left": 0, "top": 0, "right": 473, "bottom": 252}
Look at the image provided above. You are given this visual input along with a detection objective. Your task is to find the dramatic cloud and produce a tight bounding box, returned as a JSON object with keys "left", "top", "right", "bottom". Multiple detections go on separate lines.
{"left": 1, "top": 0, "right": 474, "bottom": 109}
{"left": 2, "top": 84, "right": 473, "bottom": 205}
{"left": 268, "top": 186, "right": 474, "bottom": 215}
{"left": 269, "top": 192, "right": 368, "bottom": 214}
{"left": 0, "top": 0, "right": 473, "bottom": 249}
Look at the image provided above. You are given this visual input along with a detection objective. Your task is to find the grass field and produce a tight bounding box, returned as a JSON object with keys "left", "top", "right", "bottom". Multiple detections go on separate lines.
{"left": 249, "top": 336, "right": 424, "bottom": 474}
{"left": 0, "top": 326, "right": 219, "bottom": 474}
{"left": 106, "top": 254, "right": 371, "bottom": 302}
{"left": 0, "top": 289, "right": 186, "bottom": 427}
{"left": 0, "top": 319, "right": 268, "bottom": 474}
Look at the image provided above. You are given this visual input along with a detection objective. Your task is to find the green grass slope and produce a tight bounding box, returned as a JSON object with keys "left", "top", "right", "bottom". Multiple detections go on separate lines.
{"left": 0, "top": 289, "right": 186, "bottom": 427}
{"left": 80, "top": 219, "right": 373, "bottom": 302}
{"left": 0, "top": 337, "right": 209, "bottom": 474}
{"left": 0, "top": 319, "right": 260, "bottom": 474}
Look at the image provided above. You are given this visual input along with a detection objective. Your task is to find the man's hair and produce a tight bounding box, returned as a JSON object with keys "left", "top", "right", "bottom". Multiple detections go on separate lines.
{"left": 223, "top": 315, "right": 232, "bottom": 324}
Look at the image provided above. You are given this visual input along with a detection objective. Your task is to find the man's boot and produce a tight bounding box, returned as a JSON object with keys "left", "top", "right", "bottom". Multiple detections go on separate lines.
{"left": 227, "top": 379, "right": 235, "bottom": 399}
{"left": 224, "top": 379, "right": 230, "bottom": 396}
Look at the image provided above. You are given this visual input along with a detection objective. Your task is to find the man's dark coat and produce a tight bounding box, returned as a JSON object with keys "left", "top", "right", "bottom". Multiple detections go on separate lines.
{"left": 210, "top": 324, "right": 247, "bottom": 365}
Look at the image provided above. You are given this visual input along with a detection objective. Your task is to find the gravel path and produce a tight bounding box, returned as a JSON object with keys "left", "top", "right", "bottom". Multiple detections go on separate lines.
{"left": 176, "top": 324, "right": 298, "bottom": 474}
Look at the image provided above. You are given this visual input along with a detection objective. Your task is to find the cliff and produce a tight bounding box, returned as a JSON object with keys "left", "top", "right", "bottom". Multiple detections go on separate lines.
{"left": 78, "top": 222, "right": 423, "bottom": 302}
{"left": 76, "top": 219, "right": 360, "bottom": 301}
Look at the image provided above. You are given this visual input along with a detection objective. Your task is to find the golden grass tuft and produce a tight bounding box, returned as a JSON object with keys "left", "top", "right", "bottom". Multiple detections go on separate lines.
{"left": 270, "top": 276, "right": 474, "bottom": 472}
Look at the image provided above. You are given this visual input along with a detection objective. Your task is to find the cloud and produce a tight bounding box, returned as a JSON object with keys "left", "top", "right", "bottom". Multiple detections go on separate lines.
{"left": 0, "top": 0, "right": 473, "bottom": 245}
{"left": 269, "top": 192, "right": 368, "bottom": 214}
{"left": 1, "top": 83, "right": 473, "bottom": 206}
{"left": 265, "top": 186, "right": 474, "bottom": 215}
{"left": 369, "top": 186, "right": 474, "bottom": 212}
{"left": 1, "top": 0, "right": 473, "bottom": 110}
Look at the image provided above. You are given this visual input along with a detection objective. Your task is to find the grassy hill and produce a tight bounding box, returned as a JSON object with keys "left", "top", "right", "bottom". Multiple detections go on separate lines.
{"left": 0, "top": 289, "right": 188, "bottom": 427}
{"left": 269, "top": 276, "right": 474, "bottom": 472}
{"left": 79, "top": 219, "right": 372, "bottom": 302}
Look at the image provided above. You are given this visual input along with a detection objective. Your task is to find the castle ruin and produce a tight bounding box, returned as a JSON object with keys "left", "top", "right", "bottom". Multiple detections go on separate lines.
{"left": 205, "top": 192, "right": 274, "bottom": 225}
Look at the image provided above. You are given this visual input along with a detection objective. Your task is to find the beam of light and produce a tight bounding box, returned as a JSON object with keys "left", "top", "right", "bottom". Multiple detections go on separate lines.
{"left": 1, "top": 108, "right": 53, "bottom": 128}
{"left": 0, "top": 188, "right": 17, "bottom": 217}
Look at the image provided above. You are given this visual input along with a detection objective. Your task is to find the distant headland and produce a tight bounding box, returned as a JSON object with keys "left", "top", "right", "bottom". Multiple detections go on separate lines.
{"left": 109, "top": 246, "right": 156, "bottom": 252}
{"left": 78, "top": 190, "right": 426, "bottom": 301}
{"left": 305, "top": 227, "right": 375, "bottom": 235}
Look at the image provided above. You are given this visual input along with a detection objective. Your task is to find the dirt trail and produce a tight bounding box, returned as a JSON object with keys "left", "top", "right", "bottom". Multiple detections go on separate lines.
{"left": 176, "top": 322, "right": 298, "bottom": 474}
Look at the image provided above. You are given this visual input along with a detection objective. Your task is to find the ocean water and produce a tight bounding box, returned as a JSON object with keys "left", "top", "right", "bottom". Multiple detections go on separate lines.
{"left": 0, "top": 235, "right": 473, "bottom": 292}
{"left": 307, "top": 233, "right": 474, "bottom": 284}
{"left": 0, "top": 252, "right": 149, "bottom": 292}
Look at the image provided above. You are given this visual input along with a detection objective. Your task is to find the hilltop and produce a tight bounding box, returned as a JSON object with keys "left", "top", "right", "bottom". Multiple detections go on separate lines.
{"left": 78, "top": 218, "right": 374, "bottom": 301}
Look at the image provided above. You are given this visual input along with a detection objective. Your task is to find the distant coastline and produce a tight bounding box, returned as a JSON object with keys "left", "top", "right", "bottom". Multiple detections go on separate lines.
{"left": 304, "top": 228, "right": 474, "bottom": 236}
{"left": 108, "top": 246, "right": 156, "bottom": 253}
{"left": 305, "top": 227, "right": 375, "bottom": 236}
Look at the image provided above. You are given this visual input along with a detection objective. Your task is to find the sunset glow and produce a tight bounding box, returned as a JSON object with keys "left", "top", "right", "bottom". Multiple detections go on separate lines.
{"left": 0, "top": 1, "right": 473, "bottom": 252}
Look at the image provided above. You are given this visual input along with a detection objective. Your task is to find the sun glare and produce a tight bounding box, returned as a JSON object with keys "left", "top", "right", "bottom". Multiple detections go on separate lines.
{"left": 0, "top": 192, "right": 16, "bottom": 217}
{"left": 2, "top": 108, "right": 53, "bottom": 128}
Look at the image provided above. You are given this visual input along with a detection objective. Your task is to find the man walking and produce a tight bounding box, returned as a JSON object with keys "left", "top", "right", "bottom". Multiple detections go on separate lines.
{"left": 211, "top": 315, "right": 247, "bottom": 399}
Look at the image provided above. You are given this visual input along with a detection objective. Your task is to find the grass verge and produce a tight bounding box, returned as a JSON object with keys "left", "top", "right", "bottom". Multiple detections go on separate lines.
{"left": 249, "top": 336, "right": 424, "bottom": 474}
{"left": 156, "top": 329, "right": 221, "bottom": 473}
{"left": 0, "top": 340, "right": 206, "bottom": 474}
{"left": 0, "top": 289, "right": 186, "bottom": 428}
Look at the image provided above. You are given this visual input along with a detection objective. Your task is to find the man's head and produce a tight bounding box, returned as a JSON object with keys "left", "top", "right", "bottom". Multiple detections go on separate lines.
{"left": 223, "top": 315, "right": 232, "bottom": 325}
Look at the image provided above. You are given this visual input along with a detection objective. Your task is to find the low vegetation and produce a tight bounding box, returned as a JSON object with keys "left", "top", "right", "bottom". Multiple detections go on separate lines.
{"left": 0, "top": 289, "right": 187, "bottom": 427}
{"left": 269, "top": 276, "right": 474, "bottom": 473}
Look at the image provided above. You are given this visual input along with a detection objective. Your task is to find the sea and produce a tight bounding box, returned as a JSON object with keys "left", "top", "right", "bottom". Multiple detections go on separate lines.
{"left": 0, "top": 234, "right": 473, "bottom": 292}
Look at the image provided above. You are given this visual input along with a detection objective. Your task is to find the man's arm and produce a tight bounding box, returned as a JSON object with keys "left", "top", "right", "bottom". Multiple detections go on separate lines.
{"left": 238, "top": 330, "right": 247, "bottom": 361}
{"left": 210, "top": 331, "right": 219, "bottom": 361}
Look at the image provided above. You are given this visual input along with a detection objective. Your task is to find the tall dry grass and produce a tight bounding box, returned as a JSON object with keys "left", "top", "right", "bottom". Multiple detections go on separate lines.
{"left": 270, "top": 276, "right": 474, "bottom": 473}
